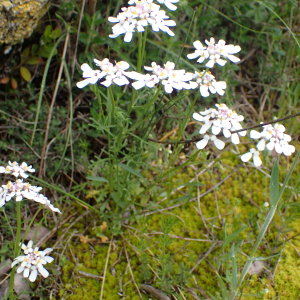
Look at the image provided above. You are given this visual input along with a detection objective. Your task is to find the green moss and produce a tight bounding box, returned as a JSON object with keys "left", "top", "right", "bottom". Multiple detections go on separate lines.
{"left": 58, "top": 149, "right": 300, "bottom": 299}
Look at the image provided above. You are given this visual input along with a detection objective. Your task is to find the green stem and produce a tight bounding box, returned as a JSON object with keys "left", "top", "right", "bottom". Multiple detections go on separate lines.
{"left": 229, "top": 149, "right": 300, "bottom": 300}
{"left": 8, "top": 201, "right": 22, "bottom": 299}
{"left": 137, "top": 32, "right": 143, "bottom": 73}
{"left": 108, "top": 86, "right": 115, "bottom": 122}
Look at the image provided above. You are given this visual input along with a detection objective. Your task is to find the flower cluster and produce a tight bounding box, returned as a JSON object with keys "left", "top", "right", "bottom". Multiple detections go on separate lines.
{"left": 187, "top": 38, "right": 241, "bottom": 68}
{"left": 190, "top": 71, "right": 227, "bottom": 97}
{"left": 127, "top": 61, "right": 195, "bottom": 93}
{"left": 0, "top": 161, "right": 61, "bottom": 213}
{"left": 193, "top": 103, "right": 246, "bottom": 150}
{"left": 241, "top": 123, "right": 295, "bottom": 166}
{"left": 109, "top": 0, "right": 176, "bottom": 43}
{"left": 0, "top": 161, "right": 35, "bottom": 179}
{"left": 11, "top": 240, "right": 54, "bottom": 282}
{"left": 76, "top": 59, "right": 131, "bottom": 89}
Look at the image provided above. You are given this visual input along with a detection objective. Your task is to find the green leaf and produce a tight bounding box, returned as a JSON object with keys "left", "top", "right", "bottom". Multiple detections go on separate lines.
{"left": 94, "top": 11, "right": 104, "bottom": 26}
{"left": 44, "top": 25, "right": 52, "bottom": 37}
{"left": 21, "top": 47, "right": 30, "bottom": 63}
{"left": 86, "top": 176, "right": 109, "bottom": 183}
{"left": 79, "top": 33, "right": 89, "bottom": 45}
{"left": 38, "top": 44, "right": 57, "bottom": 58}
{"left": 172, "top": 195, "right": 192, "bottom": 203}
{"left": 270, "top": 158, "right": 279, "bottom": 206}
{"left": 222, "top": 225, "right": 247, "bottom": 250}
{"left": 20, "top": 67, "right": 32, "bottom": 82}
{"left": 230, "top": 244, "right": 237, "bottom": 291}
{"left": 216, "top": 272, "right": 229, "bottom": 300}
{"left": 118, "top": 163, "right": 144, "bottom": 179}
{"left": 26, "top": 57, "right": 42, "bottom": 65}
{"left": 49, "top": 28, "right": 62, "bottom": 39}
{"left": 31, "top": 44, "right": 39, "bottom": 56}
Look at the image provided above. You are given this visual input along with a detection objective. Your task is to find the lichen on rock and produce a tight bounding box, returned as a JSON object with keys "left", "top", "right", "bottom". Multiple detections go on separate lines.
{"left": 0, "top": 0, "right": 48, "bottom": 45}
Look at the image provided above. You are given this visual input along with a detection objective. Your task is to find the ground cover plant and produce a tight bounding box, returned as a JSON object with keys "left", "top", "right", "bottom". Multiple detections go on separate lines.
{"left": 0, "top": 0, "right": 300, "bottom": 299}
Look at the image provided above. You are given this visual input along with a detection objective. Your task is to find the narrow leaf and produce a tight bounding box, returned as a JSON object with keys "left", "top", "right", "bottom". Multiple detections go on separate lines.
{"left": 216, "top": 272, "right": 229, "bottom": 299}
{"left": 26, "top": 57, "right": 42, "bottom": 65}
{"left": 118, "top": 163, "right": 144, "bottom": 179}
{"left": 11, "top": 77, "right": 17, "bottom": 89}
{"left": 20, "top": 67, "right": 32, "bottom": 82}
{"left": 86, "top": 176, "right": 108, "bottom": 183}
{"left": 31, "top": 44, "right": 39, "bottom": 56}
{"left": 230, "top": 244, "right": 237, "bottom": 290}
{"left": 21, "top": 47, "right": 30, "bottom": 63}
{"left": 222, "top": 225, "right": 247, "bottom": 249}
{"left": 270, "top": 158, "right": 279, "bottom": 206}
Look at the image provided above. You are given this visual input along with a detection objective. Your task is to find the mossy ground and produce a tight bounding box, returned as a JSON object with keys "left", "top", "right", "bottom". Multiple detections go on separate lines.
{"left": 54, "top": 149, "right": 300, "bottom": 300}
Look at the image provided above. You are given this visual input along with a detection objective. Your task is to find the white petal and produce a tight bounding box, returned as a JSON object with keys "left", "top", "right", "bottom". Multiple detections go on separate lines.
{"left": 187, "top": 52, "right": 200, "bottom": 60}
{"left": 193, "top": 113, "right": 204, "bottom": 122}
{"left": 256, "top": 139, "right": 266, "bottom": 151}
{"left": 29, "top": 269, "right": 38, "bottom": 282}
{"left": 231, "top": 133, "right": 240, "bottom": 144}
{"left": 250, "top": 130, "right": 261, "bottom": 139}
{"left": 213, "top": 138, "right": 225, "bottom": 150}
{"left": 212, "top": 125, "right": 221, "bottom": 135}
{"left": 193, "top": 40, "right": 204, "bottom": 50}
{"left": 80, "top": 63, "right": 93, "bottom": 73}
{"left": 132, "top": 80, "right": 145, "bottom": 90}
{"left": 223, "top": 129, "right": 231, "bottom": 138}
{"left": 200, "top": 86, "right": 209, "bottom": 97}
{"left": 205, "top": 59, "right": 215, "bottom": 68}
{"left": 253, "top": 154, "right": 262, "bottom": 167}
{"left": 76, "top": 79, "right": 92, "bottom": 89}
{"left": 23, "top": 268, "right": 30, "bottom": 278}
{"left": 227, "top": 55, "right": 240, "bottom": 63}
{"left": 196, "top": 139, "right": 209, "bottom": 149}
{"left": 38, "top": 266, "right": 49, "bottom": 278}
{"left": 241, "top": 152, "right": 252, "bottom": 163}
{"left": 274, "top": 143, "right": 283, "bottom": 154}
{"left": 124, "top": 32, "right": 133, "bottom": 43}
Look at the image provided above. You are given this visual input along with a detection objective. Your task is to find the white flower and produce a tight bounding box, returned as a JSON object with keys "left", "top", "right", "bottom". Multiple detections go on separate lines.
{"left": 250, "top": 123, "right": 295, "bottom": 156}
{"left": 11, "top": 241, "right": 54, "bottom": 282}
{"left": 192, "top": 71, "right": 226, "bottom": 97}
{"left": 109, "top": 1, "right": 176, "bottom": 42}
{"left": 125, "top": 72, "right": 159, "bottom": 89}
{"left": 0, "top": 180, "right": 61, "bottom": 213}
{"left": 241, "top": 148, "right": 262, "bottom": 167}
{"left": 130, "top": 61, "right": 195, "bottom": 93}
{"left": 187, "top": 40, "right": 209, "bottom": 63}
{"left": 0, "top": 161, "right": 35, "bottom": 178}
{"left": 205, "top": 37, "right": 241, "bottom": 68}
{"left": 156, "top": 0, "right": 179, "bottom": 11}
{"left": 77, "top": 59, "right": 132, "bottom": 89}
{"left": 76, "top": 63, "right": 106, "bottom": 89}
{"left": 187, "top": 37, "right": 241, "bottom": 68}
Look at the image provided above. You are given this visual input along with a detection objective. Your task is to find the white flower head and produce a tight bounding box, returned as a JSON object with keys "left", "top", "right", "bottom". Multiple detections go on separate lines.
{"left": 250, "top": 123, "right": 295, "bottom": 157}
{"left": 12, "top": 241, "right": 54, "bottom": 282}
{"left": 192, "top": 71, "right": 226, "bottom": 97}
{"left": 77, "top": 59, "right": 132, "bottom": 89}
{"left": 0, "top": 179, "right": 61, "bottom": 213}
{"left": 0, "top": 161, "right": 35, "bottom": 179}
{"left": 129, "top": 61, "right": 195, "bottom": 93}
{"left": 187, "top": 37, "right": 241, "bottom": 68}
{"left": 109, "top": 1, "right": 176, "bottom": 42}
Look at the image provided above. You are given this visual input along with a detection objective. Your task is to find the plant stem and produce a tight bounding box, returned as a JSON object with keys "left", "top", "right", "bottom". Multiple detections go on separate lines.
{"left": 137, "top": 32, "right": 143, "bottom": 73}
{"left": 229, "top": 149, "right": 300, "bottom": 300}
{"left": 108, "top": 86, "right": 115, "bottom": 121}
{"left": 8, "top": 201, "right": 22, "bottom": 299}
